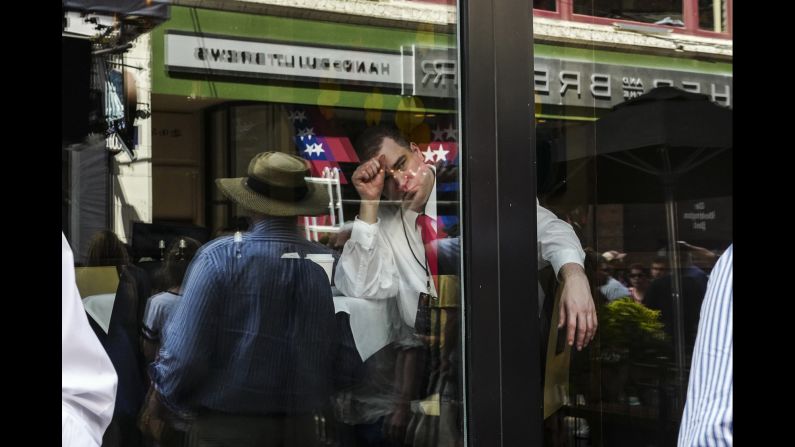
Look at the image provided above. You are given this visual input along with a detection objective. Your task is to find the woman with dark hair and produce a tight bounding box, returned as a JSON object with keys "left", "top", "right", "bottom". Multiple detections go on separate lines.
{"left": 85, "top": 230, "right": 131, "bottom": 268}
{"left": 85, "top": 229, "right": 152, "bottom": 329}
{"left": 626, "top": 263, "right": 650, "bottom": 304}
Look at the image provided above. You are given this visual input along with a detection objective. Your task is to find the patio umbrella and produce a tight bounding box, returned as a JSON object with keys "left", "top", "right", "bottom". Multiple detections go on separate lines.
{"left": 556, "top": 86, "right": 732, "bottom": 406}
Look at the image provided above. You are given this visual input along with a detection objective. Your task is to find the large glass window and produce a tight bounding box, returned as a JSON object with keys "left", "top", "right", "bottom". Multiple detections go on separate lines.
{"left": 535, "top": 3, "right": 732, "bottom": 445}
{"left": 65, "top": 3, "right": 465, "bottom": 447}
{"left": 63, "top": 1, "right": 732, "bottom": 445}
{"left": 538, "top": 103, "right": 732, "bottom": 447}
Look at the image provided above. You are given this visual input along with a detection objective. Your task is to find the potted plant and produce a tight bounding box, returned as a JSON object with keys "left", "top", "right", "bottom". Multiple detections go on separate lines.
{"left": 597, "top": 297, "right": 670, "bottom": 402}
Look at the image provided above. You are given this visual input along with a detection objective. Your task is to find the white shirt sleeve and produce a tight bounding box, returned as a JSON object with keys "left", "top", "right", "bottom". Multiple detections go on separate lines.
{"left": 62, "top": 233, "right": 117, "bottom": 447}
{"left": 536, "top": 198, "right": 585, "bottom": 276}
{"left": 334, "top": 216, "right": 400, "bottom": 299}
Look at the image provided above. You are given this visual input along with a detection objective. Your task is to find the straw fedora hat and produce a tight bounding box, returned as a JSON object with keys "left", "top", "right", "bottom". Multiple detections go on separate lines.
{"left": 215, "top": 152, "right": 329, "bottom": 216}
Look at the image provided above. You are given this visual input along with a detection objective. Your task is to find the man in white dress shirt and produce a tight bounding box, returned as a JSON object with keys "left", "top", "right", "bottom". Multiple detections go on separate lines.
{"left": 335, "top": 126, "right": 597, "bottom": 351}
{"left": 333, "top": 126, "right": 597, "bottom": 444}
{"left": 62, "top": 232, "right": 118, "bottom": 447}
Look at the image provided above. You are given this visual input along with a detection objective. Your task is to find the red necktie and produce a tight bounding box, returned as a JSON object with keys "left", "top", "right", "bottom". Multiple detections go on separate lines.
{"left": 416, "top": 214, "right": 447, "bottom": 290}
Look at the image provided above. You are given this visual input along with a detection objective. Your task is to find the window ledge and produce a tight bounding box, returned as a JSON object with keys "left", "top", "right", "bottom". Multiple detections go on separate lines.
{"left": 533, "top": 17, "right": 732, "bottom": 58}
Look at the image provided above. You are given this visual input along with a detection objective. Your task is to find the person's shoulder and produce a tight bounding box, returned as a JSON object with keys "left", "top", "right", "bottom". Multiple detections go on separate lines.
{"left": 195, "top": 235, "right": 236, "bottom": 258}
{"left": 302, "top": 240, "right": 335, "bottom": 256}
{"left": 716, "top": 244, "right": 733, "bottom": 266}
{"left": 144, "top": 293, "right": 173, "bottom": 316}
{"left": 148, "top": 291, "right": 169, "bottom": 301}
{"left": 149, "top": 291, "right": 179, "bottom": 304}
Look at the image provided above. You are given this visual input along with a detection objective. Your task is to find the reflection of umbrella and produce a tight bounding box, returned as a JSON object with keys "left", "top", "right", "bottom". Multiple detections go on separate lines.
{"left": 558, "top": 86, "right": 732, "bottom": 405}
{"left": 560, "top": 86, "right": 732, "bottom": 203}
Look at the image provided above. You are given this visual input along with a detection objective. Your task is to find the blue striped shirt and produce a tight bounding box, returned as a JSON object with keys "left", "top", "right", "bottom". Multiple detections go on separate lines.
{"left": 678, "top": 244, "right": 733, "bottom": 446}
{"left": 150, "top": 217, "right": 340, "bottom": 415}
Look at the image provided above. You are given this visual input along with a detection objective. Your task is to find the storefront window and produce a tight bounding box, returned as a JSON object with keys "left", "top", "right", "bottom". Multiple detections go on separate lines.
{"left": 63, "top": 0, "right": 731, "bottom": 444}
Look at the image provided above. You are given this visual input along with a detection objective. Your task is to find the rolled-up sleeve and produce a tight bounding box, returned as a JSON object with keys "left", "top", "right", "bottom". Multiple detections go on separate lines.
{"left": 334, "top": 217, "right": 399, "bottom": 299}
{"left": 536, "top": 199, "right": 585, "bottom": 276}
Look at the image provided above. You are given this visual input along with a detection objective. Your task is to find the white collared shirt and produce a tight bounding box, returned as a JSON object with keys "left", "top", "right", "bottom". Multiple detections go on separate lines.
{"left": 535, "top": 198, "right": 586, "bottom": 274}
{"left": 334, "top": 194, "right": 584, "bottom": 360}
{"left": 335, "top": 199, "right": 438, "bottom": 331}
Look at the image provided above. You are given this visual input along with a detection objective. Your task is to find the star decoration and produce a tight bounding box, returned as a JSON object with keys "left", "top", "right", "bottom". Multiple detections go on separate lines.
{"left": 432, "top": 125, "right": 446, "bottom": 141}
{"left": 297, "top": 127, "right": 315, "bottom": 140}
{"left": 444, "top": 124, "right": 457, "bottom": 141}
{"left": 288, "top": 110, "right": 308, "bottom": 122}
{"left": 303, "top": 143, "right": 325, "bottom": 157}
{"left": 433, "top": 144, "right": 449, "bottom": 162}
{"left": 422, "top": 146, "right": 436, "bottom": 162}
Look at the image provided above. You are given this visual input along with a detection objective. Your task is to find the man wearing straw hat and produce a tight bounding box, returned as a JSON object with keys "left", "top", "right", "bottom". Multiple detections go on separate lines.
{"left": 150, "top": 151, "right": 351, "bottom": 447}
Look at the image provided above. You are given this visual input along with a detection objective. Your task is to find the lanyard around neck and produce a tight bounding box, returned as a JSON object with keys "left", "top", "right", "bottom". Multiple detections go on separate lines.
{"left": 400, "top": 207, "right": 432, "bottom": 293}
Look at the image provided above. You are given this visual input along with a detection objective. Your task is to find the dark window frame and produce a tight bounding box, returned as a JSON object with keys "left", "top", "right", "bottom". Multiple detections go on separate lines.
{"left": 461, "top": 0, "right": 542, "bottom": 444}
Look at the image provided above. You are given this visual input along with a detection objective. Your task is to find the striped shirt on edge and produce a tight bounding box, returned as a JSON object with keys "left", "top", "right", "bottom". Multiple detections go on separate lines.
{"left": 678, "top": 244, "right": 733, "bottom": 447}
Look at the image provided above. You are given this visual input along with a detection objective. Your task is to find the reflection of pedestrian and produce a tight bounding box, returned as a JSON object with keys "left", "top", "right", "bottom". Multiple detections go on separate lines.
{"left": 646, "top": 245, "right": 710, "bottom": 358}
{"left": 650, "top": 256, "right": 668, "bottom": 280}
{"left": 626, "top": 263, "right": 650, "bottom": 303}
{"left": 678, "top": 240, "right": 718, "bottom": 266}
{"left": 597, "top": 255, "right": 631, "bottom": 301}
{"left": 678, "top": 244, "right": 732, "bottom": 446}
{"left": 62, "top": 233, "right": 117, "bottom": 447}
{"left": 141, "top": 237, "right": 202, "bottom": 363}
{"left": 85, "top": 229, "right": 151, "bottom": 447}
{"left": 151, "top": 152, "right": 343, "bottom": 447}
